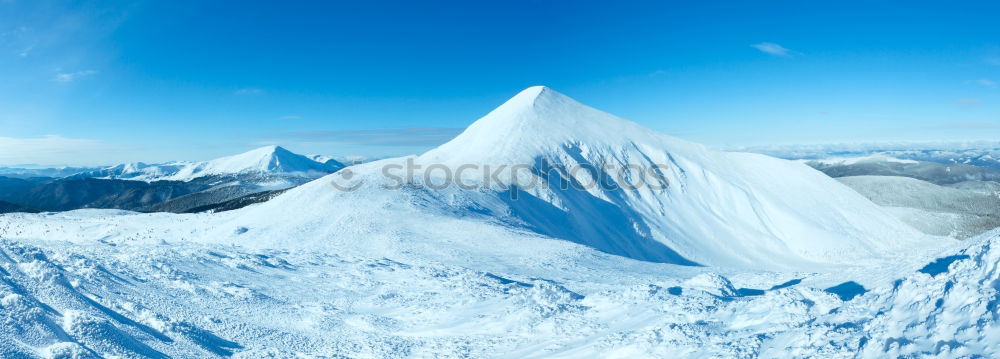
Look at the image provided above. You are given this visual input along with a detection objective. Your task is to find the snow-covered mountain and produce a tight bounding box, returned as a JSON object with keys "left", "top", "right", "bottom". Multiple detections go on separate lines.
{"left": 83, "top": 145, "right": 344, "bottom": 182}
{"left": 0, "top": 87, "right": 972, "bottom": 358}
{"left": 0, "top": 166, "right": 100, "bottom": 179}
{"left": 230, "top": 86, "right": 930, "bottom": 270}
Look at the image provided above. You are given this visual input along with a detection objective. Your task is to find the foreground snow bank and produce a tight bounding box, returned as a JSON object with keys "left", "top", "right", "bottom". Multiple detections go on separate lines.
{"left": 0, "top": 210, "right": 993, "bottom": 358}
{"left": 772, "top": 228, "right": 1000, "bottom": 358}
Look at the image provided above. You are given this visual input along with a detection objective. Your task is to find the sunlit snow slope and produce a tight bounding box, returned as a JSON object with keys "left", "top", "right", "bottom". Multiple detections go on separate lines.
{"left": 229, "top": 86, "right": 929, "bottom": 270}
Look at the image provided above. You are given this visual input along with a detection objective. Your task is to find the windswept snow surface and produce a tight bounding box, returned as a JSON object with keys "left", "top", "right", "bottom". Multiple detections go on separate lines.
{"left": 0, "top": 208, "right": 975, "bottom": 358}
{"left": 0, "top": 86, "right": 966, "bottom": 358}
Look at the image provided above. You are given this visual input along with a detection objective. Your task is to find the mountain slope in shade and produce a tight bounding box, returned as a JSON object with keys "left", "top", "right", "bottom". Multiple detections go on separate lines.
{"left": 231, "top": 86, "right": 933, "bottom": 270}
{"left": 837, "top": 175, "right": 1000, "bottom": 239}
{"left": 83, "top": 145, "right": 344, "bottom": 182}
{"left": 0, "top": 200, "right": 40, "bottom": 213}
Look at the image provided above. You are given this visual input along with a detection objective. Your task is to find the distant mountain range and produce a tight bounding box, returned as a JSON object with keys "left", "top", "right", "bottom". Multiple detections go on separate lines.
{"left": 0, "top": 146, "right": 344, "bottom": 213}
{"left": 794, "top": 155, "right": 1000, "bottom": 239}
{"left": 70, "top": 145, "right": 343, "bottom": 182}
{"left": 0, "top": 166, "right": 101, "bottom": 179}
{"left": 738, "top": 143, "right": 1000, "bottom": 170}
{"left": 802, "top": 154, "right": 1000, "bottom": 185}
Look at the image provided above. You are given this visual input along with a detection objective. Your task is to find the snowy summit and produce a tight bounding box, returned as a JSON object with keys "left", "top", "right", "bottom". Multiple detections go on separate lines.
{"left": 415, "top": 86, "right": 929, "bottom": 269}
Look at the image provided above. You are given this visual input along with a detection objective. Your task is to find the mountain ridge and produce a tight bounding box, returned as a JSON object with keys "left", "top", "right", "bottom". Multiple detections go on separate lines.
{"left": 79, "top": 145, "right": 345, "bottom": 182}
{"left": 0, "top": 146, "right": 346, "bottom": 213}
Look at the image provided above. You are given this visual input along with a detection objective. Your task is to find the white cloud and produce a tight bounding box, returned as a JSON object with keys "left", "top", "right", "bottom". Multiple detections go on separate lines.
{"left": 974, "top": 79, "right": 996, "bottom": 87}
{"left": 751, "top": 42, "right": 793, "bottom": 57}
{"left": 0, "top": 135, "right": 117, "bottom": 166}
{"left": 52, "top": 69, "right": 97, "bottom": 83}
{"left": 234, "top": 88, "right": 263, "bottom": 95}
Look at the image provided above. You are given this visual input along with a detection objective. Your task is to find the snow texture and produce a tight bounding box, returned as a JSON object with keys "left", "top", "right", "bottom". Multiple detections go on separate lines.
{"left": 0, "top": 86, "right": 980, "bottom": 358}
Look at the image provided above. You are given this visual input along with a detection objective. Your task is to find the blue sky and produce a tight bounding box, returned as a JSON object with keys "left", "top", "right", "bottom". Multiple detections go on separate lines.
{"left": 1, "top": 0, "right": 999, "bottom": 166}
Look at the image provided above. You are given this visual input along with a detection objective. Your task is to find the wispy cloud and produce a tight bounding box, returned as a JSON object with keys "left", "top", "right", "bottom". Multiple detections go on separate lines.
{"left": 729, "top": 140, "right": 1000, "bottom": 160}
{"left": 1, "top": 26, "right": 35, "bottom": 57}
{"left": 0, "top": 135, "right": 116, "bottom": 166}
{"left": 262, "top": 127, "right": 465, "bottom": 147}
{"left": 52, "top": 69, "right": 96, "bottom": 83}
{"left": 972, "top": 78, "right": 996, "bottom": 87}
{"left": 17, "top": 44, "right": 33, "bottom": 57}
{"left": 234, "top": 87, "right": 263, "bottom": 95}
{"left": 751, "top": 42, "right": 793, "bottom": 57}
{"left": 956, "top": 98, "right": 981, "bottom": 105}
{"left": 933, "top": 120, "right": 1000, "bottom": 130}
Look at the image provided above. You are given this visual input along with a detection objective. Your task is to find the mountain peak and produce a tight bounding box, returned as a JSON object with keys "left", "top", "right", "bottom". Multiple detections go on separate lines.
{"left": 505, "top": 85, "right": 551, "bottom": 105}
{"left": 419, "top": 86, "right": 671, "bottom": 165}
{"left": 210, "top": 145, "right": 339, "bottom": 175}
{"left": 490, "top": 85, "right": 574, "bottom": 117}
{"left": 244, "top": 145, "right": 290, "bottom": 157}
{"left": 487, "top": 85, "right": 634, "bottom": 132}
